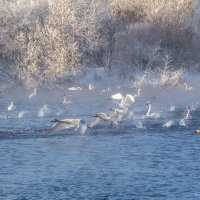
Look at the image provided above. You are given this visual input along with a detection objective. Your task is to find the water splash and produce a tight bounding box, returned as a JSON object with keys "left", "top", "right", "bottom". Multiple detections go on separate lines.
{"left": 163, "top": 120, "right": 174, "bottom": 128}
{"left": 18, "top": 111, "right": 27, "bottom": 118}
{"left": 38, "top": 104, "right": 50, "bottom": 117}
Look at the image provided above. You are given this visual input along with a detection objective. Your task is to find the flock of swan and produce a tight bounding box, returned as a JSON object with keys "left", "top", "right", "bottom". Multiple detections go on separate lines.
{"left": 4, "top": 77, "right": 200, "bottom": 135}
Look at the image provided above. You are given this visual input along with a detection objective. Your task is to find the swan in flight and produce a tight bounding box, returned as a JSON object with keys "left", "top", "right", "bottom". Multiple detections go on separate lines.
{"left": 68, "top": 87, "right": 82, "bottom": 91}
{"left": 108, "top": 93, "right": 135, "bottom": 108}
{"left": 7, "top": 99, "right": 14, "bottom": 111}
{"left": 184, "top": 82, "right": 193, "bottom": 91}
{"left": 90, "top": 109, "right": 118, "bottom": 128}
{"left": 146, "top": 101, "right": 160, "bottom": 118}
{"left": 28, "top": 88, "right": 37, "bottom": 98}
{"left": 48, "top": 118, "right": 89, "bottom": 134}
{"left": 63, "top": 95, "right": 72, "bottom": 105}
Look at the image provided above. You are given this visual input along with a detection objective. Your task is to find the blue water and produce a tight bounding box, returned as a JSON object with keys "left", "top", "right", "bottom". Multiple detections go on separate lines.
{"left": 0, "top": 88, "right": 200, "bottom": 200}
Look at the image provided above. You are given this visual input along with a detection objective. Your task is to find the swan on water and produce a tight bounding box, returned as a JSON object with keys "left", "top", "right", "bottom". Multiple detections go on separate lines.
{"left": 146, "top": 101, "right": 160, "bottom": 118}
{"left": 68, "top": 87, "right": 82, "bottom": 91}
{"left": 48, "top": 118, "right": 89, "bottom": 134}
{"left": 7, "top": 99, "right": 14, "bottom": 111}
{"left": 28, "top": 88, "right": 37, "bottom": 98}
{"left": 184, "top": 83, "right": 193, "bottom": 91}
{"left": 179, "top": 106, "right": 191, "bottom": 126}
{"left": 88, "top": 84, "right": 94, "bottom": 90}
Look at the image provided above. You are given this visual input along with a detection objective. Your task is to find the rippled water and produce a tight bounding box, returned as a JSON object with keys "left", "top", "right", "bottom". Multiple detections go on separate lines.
{"left": 1, "top": 86, "right": 200, "bottom": 200}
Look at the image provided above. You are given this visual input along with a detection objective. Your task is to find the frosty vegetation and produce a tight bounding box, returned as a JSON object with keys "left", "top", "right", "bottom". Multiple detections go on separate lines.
{"left": 0, "top": 0, "right": 200, "bottom": 87}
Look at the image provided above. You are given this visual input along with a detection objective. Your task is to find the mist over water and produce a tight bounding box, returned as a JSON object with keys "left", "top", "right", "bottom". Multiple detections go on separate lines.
{"left": 0, "top": 69, "right": 200, "bottom": 199}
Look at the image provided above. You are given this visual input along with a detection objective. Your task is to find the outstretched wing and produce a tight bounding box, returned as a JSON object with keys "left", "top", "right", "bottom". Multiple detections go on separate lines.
{"left": 47, "top": 122, "right": 71, "bottom": 134}
{"left": 90, "top": 116, "right": 101, "bottom": 127}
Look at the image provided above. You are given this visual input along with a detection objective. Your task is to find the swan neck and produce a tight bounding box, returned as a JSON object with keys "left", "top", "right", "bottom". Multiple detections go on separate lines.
{"left": 146, "top": 104, "right": 151, "bottom": 116}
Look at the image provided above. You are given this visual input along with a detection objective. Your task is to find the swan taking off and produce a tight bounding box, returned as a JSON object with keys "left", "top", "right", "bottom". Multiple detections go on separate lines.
{"left": 28, "top": 88, "right": 37, "bottom": 98}
{"left": 146, "top": 101, "right": 160, "bottom": 118}
{"left": 90, "top": 109, "right": 118, "bottom": 128}
{"left": 108, "top": 93, "right": 135, "bottom": 108}
{"left": 48, "top": 118, "right": 89, "bottom": 134}
{"left": 109, "top": 107, "right": 128, "bottom": 122}
{"left": 7, "top": 99, "right": 14, "bottom": 111}
{"left": 68, "top": 87, "right": 82, "bottom": 91}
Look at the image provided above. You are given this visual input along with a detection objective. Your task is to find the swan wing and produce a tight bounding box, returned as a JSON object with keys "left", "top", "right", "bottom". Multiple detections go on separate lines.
{"left": 90, "top": 116, "right": 101, "bottom": 127}
{"left": 48, "top": 122, "right": 72, "bottom": 134}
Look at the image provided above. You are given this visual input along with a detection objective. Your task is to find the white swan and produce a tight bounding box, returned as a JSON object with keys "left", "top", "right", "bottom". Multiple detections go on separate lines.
{"left": 88, "top": 84, "right": 94, "bottom": 90}
{"left": 179, "top": 106, "right": 191, "bottom": 126}
{"left": 184, "top": 82, "right": 193, "bottom": 91}
{"left": 7, "top": 99, "right": 14, "bottom": 111}
{"left": 38, "top": 104, "right": 50, "bottom": 117}
{"left": 134, "top": 88, "right": 142, "bottom": 98}
{"left": 108, "top": 93, "right": 135, "bottom": 108}
{"left": 146, "top": 101, "right": 160, "bottom": 118}
{"left": 48, "top": 118, "right": 89, "bottom": 134}
{"left": 28, "top": 88, "right": 37, "bottom": 98}
{"left": 68, "top": 87, "right": 82, "bottom": 91}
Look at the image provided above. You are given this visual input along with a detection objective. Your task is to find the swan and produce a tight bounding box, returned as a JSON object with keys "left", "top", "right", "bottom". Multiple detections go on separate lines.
{"left": 7, "top": 99, "right": 14, "bottom": 111}
{"left": 88, "top": 84, "right": 94, "bottom": 90}
{"left": 109, "top": 107, "right": 128, "bottom": 122}
{"left": 179, "top": 106, "right": 191, "bottom": 126}
{"left": 146, "top": 101, "right": 160, "bottom": 118}
{"left": 185, "top": 106, "right": 191, "bottom": 120}
{"left": 134, "top": 88, "right": 142, "bottom": 98}
{"left": 28, "top": 88, "right": 37, "bottom": 98}
{"left": 90, "top": 109, "right": 118, "bottom": 128}
{"left": 48, "top": 118, "right": 89, "bottom": 134}
{"left": 108, "top": 93, "right": 135, "bottom": 108}
{"left": 68, "top": 87, "right": 82, "bottom": 91}
{"left": 184, "top": 82, "right": 193, "bottom": 91}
